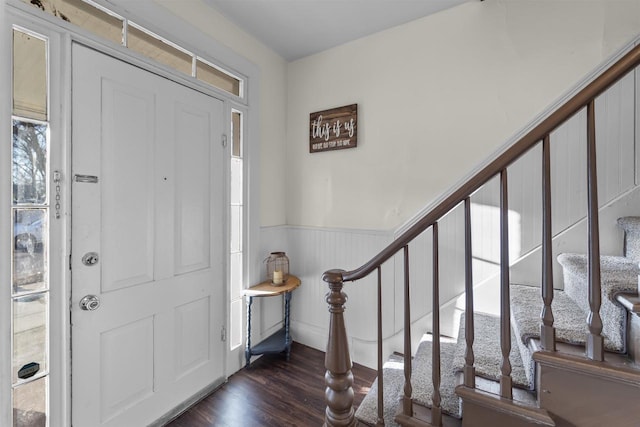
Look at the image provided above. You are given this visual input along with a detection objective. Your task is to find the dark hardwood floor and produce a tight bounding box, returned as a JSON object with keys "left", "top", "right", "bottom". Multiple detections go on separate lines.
{"left": 166, "top": 342, "right": 377, "bottom": 426}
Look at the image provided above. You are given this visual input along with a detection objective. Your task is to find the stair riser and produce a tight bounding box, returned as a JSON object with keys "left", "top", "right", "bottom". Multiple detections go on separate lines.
{"left": 537, "top": 360, "right": 640, "bottom": 427}
{"left": 460, "top": 401, "right": 553, "bottom": 427}
{"left": 618, "top": 217, "right": 640, "bottom": 263}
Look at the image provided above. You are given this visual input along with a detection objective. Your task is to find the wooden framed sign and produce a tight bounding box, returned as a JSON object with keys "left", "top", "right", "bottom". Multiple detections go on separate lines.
{"left": 310, "top": 103, "right": 357, "bottom": 153}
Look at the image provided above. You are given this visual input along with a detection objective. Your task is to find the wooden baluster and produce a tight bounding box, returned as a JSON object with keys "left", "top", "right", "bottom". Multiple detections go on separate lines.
{"left": 432, "top": 223, "right": 442, "bottom": 426}
{"left": 376, "top": 267, "right": 384, "bottom": 426}
{"left": 402, "top": 245, "right": 413, "bottom": 417}
{"left": 586, "top": 100, "right": 604, "bottom": 361}
{"left": 323, "top": 270, "right": 355, "bottom": 427}
{"left": 464, "top": 197, "right": 476, "bottom": 387}
{"left": 500, "top": 169, "right": 513, "bottom": 399}
{"left": 541, "top": 135, "right": 556, "bottom": 351}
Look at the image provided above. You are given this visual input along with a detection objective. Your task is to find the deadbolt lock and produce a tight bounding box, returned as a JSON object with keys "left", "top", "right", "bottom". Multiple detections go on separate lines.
{"left": 82, "top": 252, "right": 99, "bottom": 266}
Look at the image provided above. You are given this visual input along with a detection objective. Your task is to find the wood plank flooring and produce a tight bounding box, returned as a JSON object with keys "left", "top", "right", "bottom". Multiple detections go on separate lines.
{"left": 166, "top": 342, "right": 377, "bottom": 426}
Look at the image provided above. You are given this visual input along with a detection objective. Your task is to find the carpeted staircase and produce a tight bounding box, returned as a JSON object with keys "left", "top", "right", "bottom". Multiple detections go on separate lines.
{"left": 355, "top": 217, "right": 640, "bottom": 426}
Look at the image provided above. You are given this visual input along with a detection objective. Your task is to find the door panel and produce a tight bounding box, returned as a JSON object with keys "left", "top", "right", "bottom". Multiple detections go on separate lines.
{"left": 101, "top": 79, "right": 156, "bottom": 292}
{"left": 71, "top": 44, "right": 225, "bottom": 427}
{"left": 174, "top": 103, "right": 212, "bottom": 274}
{"left": 100, "top": 316, "right": 154, "bottom": 422}
{"left": 174, "top": 296, "right": 211, "bottom": 378}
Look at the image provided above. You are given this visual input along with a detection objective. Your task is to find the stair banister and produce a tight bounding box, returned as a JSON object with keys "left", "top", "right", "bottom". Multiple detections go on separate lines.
{"left": 376, "top": 267, "right": 384, "bottom": 426}
{"left": 322, "top": 43, "right": 640, "bottom": 426}
{"left": 586, "top": 99, "right": 604, "bottom": 361}
{"left": 541, "top": 134, "right": 556, "bottom": 351}
{"left": 336, "top": 45, "right": 640, "bottom": 287}
{"left": 463, "top": 197, "right": 476, "bottom": 388}
{"left": 401, "top": 245, "right": 413, "bottom": 418}
{"left": 323, "top": 269, "right": 355, "bottom": 427}
{"left": 499, "top": 169, "right": 513, "bottom": 399}
{"left": 431, "top": 223, "right": 442, "bottom": 426}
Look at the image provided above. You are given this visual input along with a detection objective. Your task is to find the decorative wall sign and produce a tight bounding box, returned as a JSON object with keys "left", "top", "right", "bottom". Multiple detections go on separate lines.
{"left": 309, "top": 104, "right": 357, "bottom": 153}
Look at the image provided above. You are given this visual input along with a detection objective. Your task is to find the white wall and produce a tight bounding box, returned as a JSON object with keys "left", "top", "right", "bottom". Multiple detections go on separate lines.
{"left": 281, "top": 59, "right": 640, "bottom": 368}
{"left": 286, "top": 0, "right": 640, "bottom": 231}
{"left": 280, "top": 0, "right": 640, "bottom": 367}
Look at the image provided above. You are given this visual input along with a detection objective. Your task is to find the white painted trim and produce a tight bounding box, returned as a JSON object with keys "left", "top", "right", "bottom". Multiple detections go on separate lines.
{"left": 48, "top": 28, "right": 71, "bottom": 427}
{"left": 4, "top": 1, "right": 263, "bottom": 424}
{"left": 97, "top": 0, "right": 252, "bottom": 102}
{"left": 0, "top": 4, "right": 11, "bottom": 427}
{"left": 6, "top": 0, "right": 250, "bottom": 104}
{"left": 395, "top": 33, "right": 640, "bottom": 239}
{"left": 4, "top": 11, "right": 71, "bottom": 426}
{"left": 280, "top": 223, "right": 393, "bottom": 238}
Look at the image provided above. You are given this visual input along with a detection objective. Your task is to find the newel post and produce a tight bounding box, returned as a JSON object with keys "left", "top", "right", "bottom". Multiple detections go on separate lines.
{"left": 323, "top": 269, "right": 355, "bottom": 427}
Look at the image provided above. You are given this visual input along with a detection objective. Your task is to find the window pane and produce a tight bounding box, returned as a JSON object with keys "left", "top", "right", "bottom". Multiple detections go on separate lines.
{"left": 13, "top": 30, "right": 47, "bottom": 121}
{"left": 197, "top": 59, "right": 241, "bottom": 96}
{"left": 57, "top": 0, "right": 124, "bottom": 44}
{"left": 230, "top": 252, "right": 242, "bottom": 301}
{"left": 13, "top": 120, "right": 48, "bottom": 205}
{"left": 13, "top": 294, "right": 48, "bottom": 385}
{"left": 230, "top": 205, "right": 242, "bottom": 254}
{"left": 232, "top": 111, "right": 242, "bottom": 157}
{"left": 229, "top": 299, "right": 243, "bottom": 350}
{"left": 20, "top": 0, "right": 124, "bottom": 45}
{"left": 13, "top": 209, "right": 48, "bottom": 294}
{"left": 13, "top": 376, "right": 47, "bottom": 427}
{"left": 128, "top": 25, "right": 193, "bottom": 75}
{"left": 230, "top": 158, "right": 242, "bottom": 206}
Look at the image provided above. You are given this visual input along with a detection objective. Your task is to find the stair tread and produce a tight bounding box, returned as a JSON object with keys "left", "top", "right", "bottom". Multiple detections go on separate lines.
{"left": 355, "top": 338, "right": 460, "bottom": 426}
{"left": 510, "top": 284, "right": 622, "bottom": 352}
{"left": 453, "top": 312, "right": 531, "bottom": 389}
{"left": 356, "top": 312, "right": 535, "bottom": 426}
{"left": 557, "top": 253, "right": 639, "bottom": 282}
{"left": 355, "top": 354, "right": 405, "bottom": 426}
{"left": 412, "top": 336, "right": 460, "bottom": 416}
{"left": 557, "top": 253, "right": 638, "bottom": 353}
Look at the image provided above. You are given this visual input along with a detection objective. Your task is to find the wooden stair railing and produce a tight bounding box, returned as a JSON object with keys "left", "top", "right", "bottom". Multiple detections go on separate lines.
{"left": 322, "top": 43, "right": 640, "bottom": 427}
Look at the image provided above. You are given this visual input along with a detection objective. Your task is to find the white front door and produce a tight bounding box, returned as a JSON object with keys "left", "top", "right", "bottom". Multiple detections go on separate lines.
{"left": 71, "top": 43, "right": 226, "bottom": 427}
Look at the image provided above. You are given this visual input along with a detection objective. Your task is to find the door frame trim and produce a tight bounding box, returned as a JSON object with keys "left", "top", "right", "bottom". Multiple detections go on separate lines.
{"left": 4, "top": 2, "right": 263, "bottom": 425}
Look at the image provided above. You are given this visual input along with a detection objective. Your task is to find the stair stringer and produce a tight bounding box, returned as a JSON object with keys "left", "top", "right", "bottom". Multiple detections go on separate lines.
{"left": 534, "top": 350, "right": 640, "bottom": 427}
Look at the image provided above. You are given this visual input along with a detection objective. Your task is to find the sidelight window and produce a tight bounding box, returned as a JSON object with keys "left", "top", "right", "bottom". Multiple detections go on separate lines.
{"left": 11, "top": 28, "right": 51, "bottom": 427}
{"left": 229, "top": 110, "right": 244, "bottom": 350}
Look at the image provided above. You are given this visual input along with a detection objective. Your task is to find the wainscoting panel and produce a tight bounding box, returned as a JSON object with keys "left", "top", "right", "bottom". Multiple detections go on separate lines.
{"left": 254, "top": 61, "right": 638, "bottom": 367}
{"left": 595, "top": 71, "right": 635, "bottom": 205}
{"left": 260, "top": 226, "right": 394, "bottom": 358}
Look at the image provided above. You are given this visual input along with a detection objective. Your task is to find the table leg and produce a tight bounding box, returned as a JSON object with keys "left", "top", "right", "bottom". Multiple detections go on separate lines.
{"left": 245, "top": 296, "right": 253, "bottom": 367}
{"left": 284, "top": 291, "right": 292, "bottom": 360}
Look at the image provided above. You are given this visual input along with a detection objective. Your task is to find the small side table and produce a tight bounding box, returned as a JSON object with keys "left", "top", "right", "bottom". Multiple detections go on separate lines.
{"left": 243, "top": 275, "right": 301, "bottom": 367}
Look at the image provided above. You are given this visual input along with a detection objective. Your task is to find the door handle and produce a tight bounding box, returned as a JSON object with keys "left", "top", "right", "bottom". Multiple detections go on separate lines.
{"left": 79, "top": 295, "right": 100, "bottom": 311}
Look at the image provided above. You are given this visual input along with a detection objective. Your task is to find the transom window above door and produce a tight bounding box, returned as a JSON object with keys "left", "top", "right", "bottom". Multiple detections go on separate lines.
{"left": 19, "top": 0, "right": 244, "bottom": 98}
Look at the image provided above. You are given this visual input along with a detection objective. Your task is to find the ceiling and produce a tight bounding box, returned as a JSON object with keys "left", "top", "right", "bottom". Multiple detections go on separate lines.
{"left": 204, "top": 0, "right": 474, "bottom": 61}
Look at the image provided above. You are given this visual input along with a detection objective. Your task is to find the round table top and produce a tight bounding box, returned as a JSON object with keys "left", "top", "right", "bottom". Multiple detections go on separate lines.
{"left": 243, "top": 275, "right": 301, "bottom": 297}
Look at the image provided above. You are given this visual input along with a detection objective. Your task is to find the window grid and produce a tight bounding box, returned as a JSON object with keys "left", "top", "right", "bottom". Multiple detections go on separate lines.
{"left": 19, "top": 0, "right": 244, "bottom": 97}
{"left": 11, "top": 27, "right": 51, "bottom": 427}
{"left": 229, "top": 110, "right": 244, "bottom": 350}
